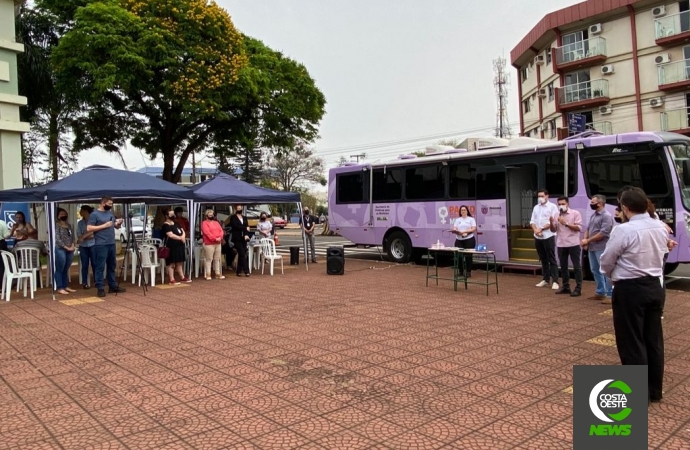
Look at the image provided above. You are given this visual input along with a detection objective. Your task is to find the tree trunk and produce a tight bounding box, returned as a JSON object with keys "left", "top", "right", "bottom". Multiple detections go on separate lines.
{"left": 48, "top": 112, "right": 59, "bottom": 181}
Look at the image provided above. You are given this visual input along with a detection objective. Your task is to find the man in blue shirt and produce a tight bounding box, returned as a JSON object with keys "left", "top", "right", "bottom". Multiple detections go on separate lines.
{"left": 87, "top": 196, "right": 126, "bottom": 297}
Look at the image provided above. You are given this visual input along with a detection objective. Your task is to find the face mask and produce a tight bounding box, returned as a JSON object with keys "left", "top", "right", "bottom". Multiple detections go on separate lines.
{"left": 168, "top": 214, "right": 175, "bottom": 219}
{"left": 236, "top": 209, "right": 242, "bottom": 214}
{"left": 103, "top": 205, "right": 112, "bottom": 211}
{"left": 558, "top": 205, "right": 567, "bottom": 212}
{"left": 590, "top": 203, "right": 599, "bottom": 210}
{"left": 260, "top": 217, "right": 266, "bottom": 221}
{"left": 207, "top": 215, "right": 214, "bottom": 220}
{"left": 538, "top": 197, "right": 546, "bottom": 205}
{"left": 58, "top": 216, "right": 67, "bottom": 221}
{"left": 614, "top": 217, "right": 622, "bottom": 224}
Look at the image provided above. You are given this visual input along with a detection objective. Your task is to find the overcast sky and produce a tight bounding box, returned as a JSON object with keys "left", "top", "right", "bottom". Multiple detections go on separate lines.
{"left": 76, "top": 0, "right": 580, "bottom": 174}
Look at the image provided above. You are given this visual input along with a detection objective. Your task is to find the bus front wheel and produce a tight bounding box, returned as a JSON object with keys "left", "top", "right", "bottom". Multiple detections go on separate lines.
{"left": 386, "top": 231, "right": 412, "bottom": 264}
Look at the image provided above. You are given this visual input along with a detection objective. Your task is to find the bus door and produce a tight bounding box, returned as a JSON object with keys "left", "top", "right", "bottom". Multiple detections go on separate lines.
{"left": 505, "top": 164, "right": 538, "bottom": 262}
{"left": 474, "top": 166, "right": 509, "bottom": 262}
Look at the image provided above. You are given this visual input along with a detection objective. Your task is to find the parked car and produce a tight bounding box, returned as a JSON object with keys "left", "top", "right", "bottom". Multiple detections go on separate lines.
{"left": 272, "top": 216, "right": 287, "bottom": 229}
{"left": 118, "top": 217, "right": 152, "bottom": 243}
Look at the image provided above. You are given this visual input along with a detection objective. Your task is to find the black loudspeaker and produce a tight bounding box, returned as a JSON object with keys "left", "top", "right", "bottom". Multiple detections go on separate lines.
{"left": 327, "top": 246, "right": 345, "bottom": 275}
{"left": 290, "top": 246, "right": 300, "bottom": 265}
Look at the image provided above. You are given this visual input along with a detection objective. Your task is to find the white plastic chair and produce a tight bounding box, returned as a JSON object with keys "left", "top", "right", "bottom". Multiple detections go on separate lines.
{"left": 1, "top": 251, "right": 34, "bottom": 301}
{"left": 138, "top": 245, "right": 160, "bottom": 287}
{"left": 15, "top": 247, "right": 43, "bottom": 289}
{"left": 260, "top": 238, "right": 283, "bottom": 276}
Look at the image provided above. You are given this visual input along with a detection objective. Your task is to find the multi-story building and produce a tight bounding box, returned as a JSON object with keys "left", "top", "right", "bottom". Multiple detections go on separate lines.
{"left": 0, "top": 0, "right": 29, "bottom": 189}
{"left": 511, "top": 0, "right": 690, "bottom": 139}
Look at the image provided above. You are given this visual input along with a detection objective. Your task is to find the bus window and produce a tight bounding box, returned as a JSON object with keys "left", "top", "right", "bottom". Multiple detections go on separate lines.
{"left": 336, "top": 172, "right": 367, "bottom": 203}
{"left": 476, "top": 170, "right": 506, "bottom": 199}
{"left": 405, "top": 165, "right": 446, "bottom": 200}
{"left": 449, "top": 163, "right": 476, "bottom": 199}
{"left": 545, "top": 152, "right": 577, "bottom": 196}
{"left": 583, "top": 152, "right": 668, "bottom": 198}
{"left": 373, "top": 168, "right": 403, "bottom": 202}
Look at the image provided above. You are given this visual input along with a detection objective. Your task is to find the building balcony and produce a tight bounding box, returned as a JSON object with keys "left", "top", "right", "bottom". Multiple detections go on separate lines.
{"left": 658, "top": 60, "right": 690, "bottom": 91}
{"left": 552, "top": 37, "right": 607, "bottom": 73}
{"left": 555, "top": 79, "right": 610, "bottom": 113}
{"left": 586, "top": 121, "right": 612, "bottom": 135}
{"left": 655, "top": 10, "right": 690, "bottom": 47}
{"left": 661, "top": 108, "right": 690, "bottom": 135}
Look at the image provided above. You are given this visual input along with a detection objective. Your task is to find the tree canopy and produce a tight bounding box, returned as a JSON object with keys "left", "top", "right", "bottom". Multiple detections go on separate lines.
{"left": 44, "top": 0, "right": 325, "bottom": 183}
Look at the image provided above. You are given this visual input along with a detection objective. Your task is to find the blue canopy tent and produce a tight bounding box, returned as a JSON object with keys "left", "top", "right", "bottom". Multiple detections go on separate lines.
{"left": 0, "top": 165, "right": 195, "bottom": 298}
{"left": 188, "top": 173, "right": 310, "bottom": 271}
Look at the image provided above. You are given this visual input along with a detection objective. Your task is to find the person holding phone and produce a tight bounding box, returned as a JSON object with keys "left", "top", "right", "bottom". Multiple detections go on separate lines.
{"left": 87, "top": 196, "right": 126, "bottom": 297}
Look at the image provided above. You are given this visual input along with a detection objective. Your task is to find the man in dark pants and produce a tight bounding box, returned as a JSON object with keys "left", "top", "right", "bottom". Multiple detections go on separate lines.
{"left": 529, "top": 189, "right": 559, "bottom": 290}
{"left": 553, "top": 197, "right": 583, "bottom": 297}
{"left": 87, "top": 196, "right": 127, "bottom": 297}
{"left": 600, "top": 188, "right": 668, "bottom": 405}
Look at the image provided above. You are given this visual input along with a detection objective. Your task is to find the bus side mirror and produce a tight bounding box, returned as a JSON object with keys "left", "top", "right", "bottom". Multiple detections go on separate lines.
{"left": 684, "top": 159, "right": 690, "bottom": 186}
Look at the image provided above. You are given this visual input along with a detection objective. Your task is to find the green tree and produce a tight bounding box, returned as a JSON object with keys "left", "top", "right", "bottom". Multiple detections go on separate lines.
{"left": 437, "top": 139, "right": 462, "bottom": 148}
{"left": 49, "top": 0, "right": 326, "bottom": 184}
{"left": 268, "top": 142, "right": 325, "bottom": 192}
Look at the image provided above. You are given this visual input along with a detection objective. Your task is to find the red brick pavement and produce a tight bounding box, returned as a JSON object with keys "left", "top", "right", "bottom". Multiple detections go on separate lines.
{"left": 1, "top": 259, "right": 689, "bottom": 449}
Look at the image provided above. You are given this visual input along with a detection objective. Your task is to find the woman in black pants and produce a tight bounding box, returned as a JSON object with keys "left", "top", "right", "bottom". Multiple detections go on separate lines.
{"left": 452, "top": 205, "right": 477, "bottom": 277}
{"left": 228, "top": 205, "right": 251, "bottom": 277}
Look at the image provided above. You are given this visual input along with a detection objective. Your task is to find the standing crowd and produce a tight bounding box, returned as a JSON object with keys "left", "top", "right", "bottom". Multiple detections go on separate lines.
{"left": 530, "top": 186, "right": 676, "bottom": 405}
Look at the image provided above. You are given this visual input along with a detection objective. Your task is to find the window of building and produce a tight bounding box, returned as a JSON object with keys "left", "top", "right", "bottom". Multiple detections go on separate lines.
{"left": 449, "top": 163, "right": 476, "bottom": 199}
{"left": 336, "top": 172, "right": 367, "bottom": 203}
{"left": 564, "top": 70, "right": 591, "bottom": 103}
{"left": 545, "top": 152, "right": 577, "bottom": 196}
{"left": 523, "top": 98, "right": 531, "bottom": 113}
{"left": 561, "top": 30, "right": 589, "bottom": 63}
{"left": 549, "top": 119, "right": 557, "bottom": 138}
{"left": 372, "top": 168, "right": 403, "bottom": 202}
{"left": 405, "top": 165, "right": 446, "bottom": 200}
{"left": 547, "top": 82, "right": 554, "bottom": 102}
{"left": 521, "top": 66, "right": 529, "bottom": 82}
{"left": 546, "top": 46, "right": 552, "bottom": 64}
{"left": 681, "top": 1, "right": 690, "bottom": 33}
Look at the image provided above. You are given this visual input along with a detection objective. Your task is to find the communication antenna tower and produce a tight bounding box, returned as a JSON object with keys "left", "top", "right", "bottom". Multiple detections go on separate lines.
{"left": 493, "top": 57, "right": 512, "bottom": 139}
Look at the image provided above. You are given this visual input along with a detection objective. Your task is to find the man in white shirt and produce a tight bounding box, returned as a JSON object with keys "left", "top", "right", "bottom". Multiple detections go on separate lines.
{"left": 530, "top": 189, "right": 560, "bottom": 290}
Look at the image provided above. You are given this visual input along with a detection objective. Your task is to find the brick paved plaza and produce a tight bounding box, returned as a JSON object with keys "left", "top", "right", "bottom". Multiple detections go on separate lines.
{"left": 1, "top": 259, "right": 689, "bottom": 449}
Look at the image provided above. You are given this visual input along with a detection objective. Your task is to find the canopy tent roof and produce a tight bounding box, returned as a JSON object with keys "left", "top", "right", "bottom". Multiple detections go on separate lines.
{"left": 0, "top": 165, "right": 193, "bottom": 203}
{"left": 189, "top": 173, "right": 300, "bottom": 204}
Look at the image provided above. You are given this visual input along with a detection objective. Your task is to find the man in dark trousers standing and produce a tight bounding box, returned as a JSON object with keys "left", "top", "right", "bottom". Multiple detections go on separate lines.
{"left": 300, "top": 207, "right": 317, "bottom": 263}
{"left": 87, "top": 196, "right": 127, "bottom": 297}
{"left": 600, "top": 188, "right": 668, "bottom": 405}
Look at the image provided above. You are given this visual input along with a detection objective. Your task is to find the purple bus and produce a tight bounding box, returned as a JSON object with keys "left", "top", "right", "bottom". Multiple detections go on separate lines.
{"left": 328, "top": 131, "right": 690, "bottom": 274}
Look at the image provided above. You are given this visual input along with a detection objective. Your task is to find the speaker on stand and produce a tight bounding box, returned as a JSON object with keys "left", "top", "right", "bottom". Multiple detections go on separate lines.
{"left": 327, "top": 246, "right": 345, "bottom": 275}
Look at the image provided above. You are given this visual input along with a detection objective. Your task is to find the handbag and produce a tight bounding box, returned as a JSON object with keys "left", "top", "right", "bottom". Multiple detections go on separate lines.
{"left": 157, "top": 235, "right": 170, "bottom": 259}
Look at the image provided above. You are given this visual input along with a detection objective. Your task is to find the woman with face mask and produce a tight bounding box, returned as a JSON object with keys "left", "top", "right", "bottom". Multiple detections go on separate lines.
{"left": 54, "top": 208, "right": 77, "bottom": 295}
{"left": 257, "top": 212, "right": 273, "bottom": 239}
{"left": 228, "top": 205, "right": 251, "bottom": 277}
{"left": 10, "top": 212, "right": 37, "bottom": 241}
{"left": 200, "top": 209, "right": 225, "bottom": 281}
{"left": 162, "top": 207, "right": 190, "bottom": 284}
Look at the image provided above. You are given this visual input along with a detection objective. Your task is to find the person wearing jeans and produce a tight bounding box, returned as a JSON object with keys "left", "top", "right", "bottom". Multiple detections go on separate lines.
{"left": 54, "top": 208, "right": 76, "bottom": 295}
{"left": 583, "top": 194, "right": 614, "bottom": 303}
{"left": 553, "top": 197, "right": 583, "bottom": 297}
{"left": 530, "top": 189, "right": 560, "bottom": 290}
{"left": 201, "top": 209, "right": 225, "bottom": 280}
{"left": 77, "top": 205, "right": 96, "bottom": 289}
{"left": 87, "top": 196, "right": 126, "bottom": 297}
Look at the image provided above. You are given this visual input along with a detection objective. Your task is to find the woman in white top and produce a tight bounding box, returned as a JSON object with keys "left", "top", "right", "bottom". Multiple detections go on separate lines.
{"left": 452, "top": 205, "right": 477, "bottom": 277}
{"left": 256, "top": 212, "right": 273, "bottom": 238}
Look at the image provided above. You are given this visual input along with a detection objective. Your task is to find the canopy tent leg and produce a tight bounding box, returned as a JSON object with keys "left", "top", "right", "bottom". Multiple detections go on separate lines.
{"left": 187, "top": 199, "right": 195, "bottom": 279}
{"left": 46, "top": 202, "right": 57, "bottom": 300}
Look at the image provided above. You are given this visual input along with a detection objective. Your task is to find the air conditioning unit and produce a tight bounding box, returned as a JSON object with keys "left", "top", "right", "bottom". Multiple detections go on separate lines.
{"left": 589, "top": 23, "right": 603, "bottom": 35}
{"left": 538, "top": 88, "right": 547, "bottom": 98}
{"left": 541, "top": 122, "right": 549, "bottom": 131}
{"left": 650, "top": 97, "right": 664, "bottom": 108}
{"left": 601, "top": 64, "right": 615, "bottom": 75}
{"left": 655, "top": 53, "right": 671, "bottom": 64}
{"left": 600, "top": 105, "right": 613, "bottom": 115}
{"left": 535, "top": 54, "right": 545, "bottom": 65}
{"left": 652, "top": 5, "right": 666, "bottom": 18}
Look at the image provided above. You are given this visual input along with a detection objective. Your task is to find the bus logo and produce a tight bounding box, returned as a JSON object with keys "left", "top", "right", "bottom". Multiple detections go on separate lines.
{"left": 481, "top": 207, "right": 488, "bottom": 214}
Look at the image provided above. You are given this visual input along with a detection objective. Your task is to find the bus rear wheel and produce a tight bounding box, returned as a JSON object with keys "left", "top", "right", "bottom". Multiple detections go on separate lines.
{"left": 386, "top": 231, "right": 412, "bottom": 264}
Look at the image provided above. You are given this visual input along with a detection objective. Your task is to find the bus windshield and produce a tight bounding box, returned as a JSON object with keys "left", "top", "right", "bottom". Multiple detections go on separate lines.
{"left": 669, "top": 143, "right": 690, "bottom": 211}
